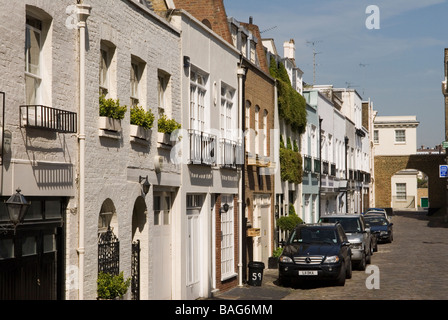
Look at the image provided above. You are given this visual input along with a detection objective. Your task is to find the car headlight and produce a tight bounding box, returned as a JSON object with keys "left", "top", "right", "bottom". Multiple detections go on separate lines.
{"left": 380, "top": 231, "right": 388, "bottom": 235}
{"left": 323, "top": 255, "right": 339, "bottom": 264}
{"left": 279, "top": 255, "right": 293, "bottom": 263}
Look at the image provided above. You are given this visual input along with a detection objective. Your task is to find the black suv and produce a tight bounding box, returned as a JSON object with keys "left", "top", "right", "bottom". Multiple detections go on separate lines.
{"left": 278, "top": 223, "right": 352, "bottom": 286}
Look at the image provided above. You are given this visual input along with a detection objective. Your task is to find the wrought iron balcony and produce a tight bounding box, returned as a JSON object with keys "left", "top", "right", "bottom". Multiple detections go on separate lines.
{"left": 220, "top": 138, "right": 243, "bottom": 169}
{"left": 20, "top": 105, "right": 77, "bottom": 133}
{"left": 188, "top": 129, "right": 216, "bottom": 166}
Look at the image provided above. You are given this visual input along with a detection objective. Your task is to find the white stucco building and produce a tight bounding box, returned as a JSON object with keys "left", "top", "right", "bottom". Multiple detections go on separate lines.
{"left": 170, "top": 9, "right": 242, "bottom": 300}
{"left": 374, "top": 115, "right": 420, "bottom": 209}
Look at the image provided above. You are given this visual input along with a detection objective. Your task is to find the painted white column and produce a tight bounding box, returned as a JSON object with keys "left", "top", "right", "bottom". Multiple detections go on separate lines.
{"left": 76, "top": 3, "right": 91, "bottom": 300}
{"left": 237, "top": 66, "right": 246, "bottom": 287}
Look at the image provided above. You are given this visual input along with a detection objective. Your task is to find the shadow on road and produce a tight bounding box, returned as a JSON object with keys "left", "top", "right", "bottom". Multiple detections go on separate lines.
{"left": 393, "top": 209, "right": 448, "bottom": 228}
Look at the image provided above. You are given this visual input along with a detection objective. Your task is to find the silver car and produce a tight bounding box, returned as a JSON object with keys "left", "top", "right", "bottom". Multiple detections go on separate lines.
{"left": 319, "top": 214, "right": 372, "bottom": 270}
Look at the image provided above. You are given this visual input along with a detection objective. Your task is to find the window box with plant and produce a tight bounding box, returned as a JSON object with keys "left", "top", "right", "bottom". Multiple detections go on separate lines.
{"left": 97, "top": 271, "right": 131, "bottom": 300}
{"left": 99, "top": 95, "right": 127, "bottom": 132}
{"left": 130, "top": 105, "right": 154, "bottom": 142}
{"left": 157, "top": 114, "right": 181, "bottom": 146}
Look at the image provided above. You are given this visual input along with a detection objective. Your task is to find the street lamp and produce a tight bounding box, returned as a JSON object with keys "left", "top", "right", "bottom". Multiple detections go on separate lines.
{"left": 5, "top": 188, "right": 30, "bottom": 234}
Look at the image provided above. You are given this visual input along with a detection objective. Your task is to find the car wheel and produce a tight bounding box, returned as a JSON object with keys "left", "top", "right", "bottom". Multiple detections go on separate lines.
{"left": 278, "top": 276, "right": 290, "bottom": 287}
{"left": 358, "top": 252, "right": 366, "bottom": 271}
{"left": 366, "top": 247, "right": 371, "bottom": 264}
{"left": 346, "top": 258, "right": 352, "bottom": 279}
{"left": 336, "top": 263, "right": 346, "bottom": 286}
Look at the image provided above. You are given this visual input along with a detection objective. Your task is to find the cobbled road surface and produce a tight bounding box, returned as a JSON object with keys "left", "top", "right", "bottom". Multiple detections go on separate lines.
{"left": 281, "top": 210, "right": 448, "bottom": 300}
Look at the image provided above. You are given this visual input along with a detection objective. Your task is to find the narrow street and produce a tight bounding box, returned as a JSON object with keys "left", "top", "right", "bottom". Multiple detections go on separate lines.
{"left": 283, "top": 210, "right": 448, "bottom": 300}
{"left": 216, "top": 210, "right": 448, "bottom": 300}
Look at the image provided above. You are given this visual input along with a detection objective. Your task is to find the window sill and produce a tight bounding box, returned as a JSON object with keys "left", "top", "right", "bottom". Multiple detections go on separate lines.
{"left": 221, "top": 272, "right": 237, "bottom": 282}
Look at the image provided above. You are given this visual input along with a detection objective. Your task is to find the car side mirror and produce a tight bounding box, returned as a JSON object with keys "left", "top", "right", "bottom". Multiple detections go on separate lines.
{"left": 365, "top": 227, "right": 370, "bottom": 233}
{"left": 342, "top": 241, "right": 350, "bottom": 247}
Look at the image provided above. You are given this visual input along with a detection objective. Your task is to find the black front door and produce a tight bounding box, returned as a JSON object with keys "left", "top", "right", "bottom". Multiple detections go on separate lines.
{"left": 0, "top": 227, "right": 62, "bottom": 300}
{"left": 0, "top": 197, "right": 65, "bottom": 300}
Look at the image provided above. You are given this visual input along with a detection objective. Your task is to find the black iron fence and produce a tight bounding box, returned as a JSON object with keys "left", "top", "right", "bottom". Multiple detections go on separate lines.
{"left": 20, "top": 105, "right": 77, "bottom": 133}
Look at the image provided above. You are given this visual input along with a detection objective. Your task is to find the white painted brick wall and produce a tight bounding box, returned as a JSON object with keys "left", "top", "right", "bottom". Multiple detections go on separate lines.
{"left": 0, "top": 0, "right": 181, "bottom": 300}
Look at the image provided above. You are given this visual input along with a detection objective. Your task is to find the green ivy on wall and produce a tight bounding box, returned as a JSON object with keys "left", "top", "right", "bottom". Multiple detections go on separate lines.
{"left": 279, "top": 147, "right": 303, "bottom": 185}
{"left": 269, "top": 57, "right": 307, "bottom": 134}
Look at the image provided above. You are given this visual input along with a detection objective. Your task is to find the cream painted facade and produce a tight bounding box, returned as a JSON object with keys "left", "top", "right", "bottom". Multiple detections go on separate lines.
{"left": 170, "top": 10, "right": 241, "bottom": 300}
{"left": 374, "top": 115, "right": 420, "bottom": 209}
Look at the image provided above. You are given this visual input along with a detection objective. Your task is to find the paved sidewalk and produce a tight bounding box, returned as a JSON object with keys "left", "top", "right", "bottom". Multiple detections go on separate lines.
{"left": 212, "top": 268, "right": 292, "bottom": 300}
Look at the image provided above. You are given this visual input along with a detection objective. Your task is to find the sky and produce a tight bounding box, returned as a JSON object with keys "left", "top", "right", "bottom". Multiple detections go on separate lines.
{"left": 224, "top": 0, "right": 448, "bottom": 148}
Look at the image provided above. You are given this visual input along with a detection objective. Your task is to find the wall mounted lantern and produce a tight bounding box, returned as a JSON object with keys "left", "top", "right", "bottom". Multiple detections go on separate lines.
{"left": 220, "top": 203, "right": 229, "bottom": 214}
{"left": 139, "top": 175, "right": 150, "bottom": 195}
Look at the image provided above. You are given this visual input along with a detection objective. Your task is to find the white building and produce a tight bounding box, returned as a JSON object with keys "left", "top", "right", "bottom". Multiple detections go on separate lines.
{"left": 170, "top": 9, "right": 242, "bottom": 300}
{"left": 0, "top": 0, "right": 185, "bottom": 301}
{"left": 374, "top": 115, "right": 420, "bottom": 209}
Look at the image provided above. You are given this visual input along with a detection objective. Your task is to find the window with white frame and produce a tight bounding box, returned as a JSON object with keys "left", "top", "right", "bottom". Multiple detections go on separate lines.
{"left": 262, "top": 110, "right": 268, "bottom": 156}
{"left": 221, "top": 194, "right": 235, "bottom": 279}
{"left": 374, "top": 130, "right": 379, "bottom": 144}
{"left": 158, "top": 70, "right": 171, "bottom": 117}
{"left": 245, "top": 100, "right": 251, "bottom": 153}
{"left": 220, "top": 83, "right": 235, "bottom": 140}
{"left": 99, "top": 42, "right": 116, "bottom": 97}
{"left": 25, "top": 16, "right": 42, "bottom": 105}
{"left": 190, "top": 70, "right": 207, "bottom": 132}
{"left": 396, "top": 183, "right": 407, "bottom": 200}
{"left": 255, "top": 105, "right": 260, "bottom": 155}
{"left": 395, "top": 129, "right": 406, "bottom": 143}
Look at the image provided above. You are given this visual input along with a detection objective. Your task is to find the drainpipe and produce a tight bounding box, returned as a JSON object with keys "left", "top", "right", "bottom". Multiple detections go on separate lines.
{"left": 76, "top": 3, "right": 91, "bottom": 300}
{"left": 237, "top": 63, "right": 246, "bottom": 287}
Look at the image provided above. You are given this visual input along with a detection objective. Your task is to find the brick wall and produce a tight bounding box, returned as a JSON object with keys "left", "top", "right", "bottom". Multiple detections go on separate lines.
{"left": 374, "top": 155, "right": 446, "bottom": 212}
{"left": 172, "top": 0, "right": 233, "bottom": 44}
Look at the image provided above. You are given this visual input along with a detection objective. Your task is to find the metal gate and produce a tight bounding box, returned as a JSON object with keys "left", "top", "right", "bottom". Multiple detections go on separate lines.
{"left": 131, "top": 240, "right": 140, "bottom": 300}
{"left": 98, "top": 227, "right": 119, "bottom": 275}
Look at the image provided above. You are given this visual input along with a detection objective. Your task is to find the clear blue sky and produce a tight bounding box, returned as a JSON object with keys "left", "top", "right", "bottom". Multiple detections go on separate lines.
{"left": 224, "top": 0, "right": 448, "bottom": 147}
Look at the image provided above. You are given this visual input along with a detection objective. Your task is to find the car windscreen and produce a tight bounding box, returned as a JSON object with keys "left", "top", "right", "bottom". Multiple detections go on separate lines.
{"left": 288, "top": 227, "right": 338, "bottom": 245}
{"left": 364, "top": 216, "right": 388, "bottom": 226}
{"left": 320, "top": 217, "right": 361, "bottom": 233}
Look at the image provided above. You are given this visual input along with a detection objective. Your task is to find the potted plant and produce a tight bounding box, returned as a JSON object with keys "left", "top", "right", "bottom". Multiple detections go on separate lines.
{"left": 97, "top": 271, "right": 131, "bottom": 300}
{"left": 130, "top": 105, "right": 154, "bottom": 141}
{"left": 157, "top": 114, "right": 181, "bottom": 145}
{"left": 99, "top": 95, "right": 127, "bottom": 132}
{"left": 268, "top": 247, "right": 284, "bottom": 269}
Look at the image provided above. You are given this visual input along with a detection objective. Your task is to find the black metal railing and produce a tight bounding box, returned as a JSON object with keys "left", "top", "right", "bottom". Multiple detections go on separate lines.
{"left": 20, "top": 105, "right": 77, "bottom": 133}
{"left": 131, "top": 240, "right": 140, "bottom": 300}
{"left": 98, "top": 227, "right": 120, "bottom": 276}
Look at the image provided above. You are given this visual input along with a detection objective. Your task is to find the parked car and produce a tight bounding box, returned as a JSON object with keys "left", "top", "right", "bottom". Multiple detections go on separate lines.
{"left": 364, "top": 215, "right": 394, "bottom": 243}
{"left": 364, "top": 208, "right": 390, "bottom": 221}
{"left": 319, "top": 214, "right": 372, "bottom": 270}
{"left": 278, "top": 223, "right": 352, "bottom": 287}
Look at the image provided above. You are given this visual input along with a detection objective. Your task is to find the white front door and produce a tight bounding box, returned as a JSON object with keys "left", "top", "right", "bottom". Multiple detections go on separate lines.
{"left": 253, "top": 195, "right": 271, "bottom": 265}
{"left": 186, "top": 194, "right": 203, "bottom": 300}
{"left": 153, "top": 192, "right": 172, "bottom": 300}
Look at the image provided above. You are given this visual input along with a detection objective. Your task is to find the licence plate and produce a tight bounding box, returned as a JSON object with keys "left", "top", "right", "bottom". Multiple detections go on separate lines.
{"left": 299, "top": 270, "right": 318, "bottom": 276}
